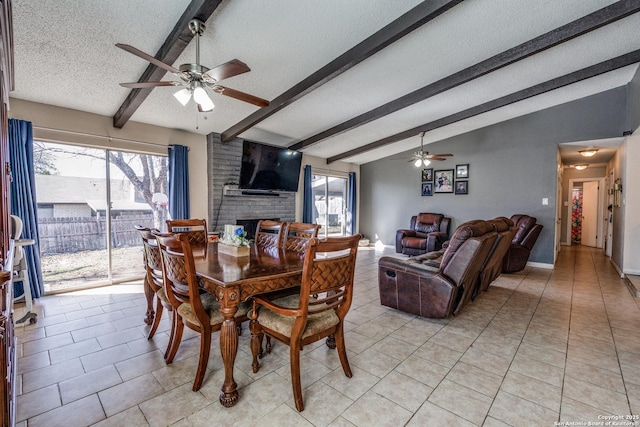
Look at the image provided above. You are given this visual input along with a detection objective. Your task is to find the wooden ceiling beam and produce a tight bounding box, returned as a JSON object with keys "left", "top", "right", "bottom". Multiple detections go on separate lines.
{"left": 220, "top": 0, "right": 464, "bottom": 142}
{"left": 327, "top": 49, "right": 640, "bottom": 163}
{"left": 296, "top": 0, "right": 640, "bottom": 152}
{"left": 112, "top": 0, "right": 222, "bottom": 129}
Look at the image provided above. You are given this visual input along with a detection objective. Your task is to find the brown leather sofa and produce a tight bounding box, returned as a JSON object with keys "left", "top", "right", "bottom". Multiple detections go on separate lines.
{"left": 502, "top": 214, "right": 543, "bottom": 273}
{"left": 380, "top": 220, "right": 497, "bottom": 318}
{"left": 476, "top": 217, "right": 516, "bottom": 296}
{"left": 396, "top": 213, "right": 451, "bottom": 256}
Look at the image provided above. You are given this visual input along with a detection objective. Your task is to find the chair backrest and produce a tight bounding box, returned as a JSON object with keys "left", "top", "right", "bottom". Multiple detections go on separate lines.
{"left": 477, "top": 217, "right": 516, "bottom": 293}
{"left": 411, "top": 213, "right": 450, "bottom": 236}
{"left": 282, "top": 222, "right": 320, "bottom": 253}
{"left": 297, "top": 235, "right": 360, "bottom": 325}
{"left": 156, "top": 232, "right": 209, "bottom": 326}
{"left": 255, "top": 220, "right": 285, "bottom": 248}
{"left": 135, "top": 225, "right": 163, "bottom": 291}
{"left": 438, "top": 220, "right": 497, "bottom": 314}
{"left": 510, "top": 214, "right": 538, "bottom": 244}
{"left": 167, "top": 219, "right": 208, "bottom": 248}
{"left": 10, "top": 215, "right": 24, "bottom": 266}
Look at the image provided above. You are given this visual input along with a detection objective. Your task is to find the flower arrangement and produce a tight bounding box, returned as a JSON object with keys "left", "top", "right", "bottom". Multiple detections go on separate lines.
{"left": 221, "top": 225, "right": 251, "bottom": 247}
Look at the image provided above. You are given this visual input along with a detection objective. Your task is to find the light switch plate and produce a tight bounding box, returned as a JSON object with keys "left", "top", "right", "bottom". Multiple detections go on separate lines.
{"left": 542, "top": 198, "right": 549, "bottom": 205}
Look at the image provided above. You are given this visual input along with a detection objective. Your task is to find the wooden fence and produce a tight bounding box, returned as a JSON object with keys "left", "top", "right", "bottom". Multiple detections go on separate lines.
{"left": 38, "top": 215, "right": 154, "bottom": 254}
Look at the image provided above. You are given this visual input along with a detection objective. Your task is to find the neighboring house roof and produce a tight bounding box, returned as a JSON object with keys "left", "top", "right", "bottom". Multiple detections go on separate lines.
{"left": 35, "top": 175, "right": 150, "bottom": 211}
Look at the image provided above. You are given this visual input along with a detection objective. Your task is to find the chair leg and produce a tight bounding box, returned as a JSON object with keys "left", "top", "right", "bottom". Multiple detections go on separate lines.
{"left": 166, "top": 316, "right": 184, "bottom": 364}
{"left": 164, "top": 310, "right": 176, "bottom": 361}
{"left": 147, "top": 296, "right": 163, "bottom": 339}
{"left": 334, "top": 325, "right": 352, "bottom": 378}
{"left": 290, "top": 342, "right": 304, "bottom": 412}
{"left": 266, "top": 335, "right": 272, "bottom": 354}
{"left": 249, "top": 319, "right": 263, "bottom": 373}
{"left": 193, "top": 328, "right": 211, "bottom": 392}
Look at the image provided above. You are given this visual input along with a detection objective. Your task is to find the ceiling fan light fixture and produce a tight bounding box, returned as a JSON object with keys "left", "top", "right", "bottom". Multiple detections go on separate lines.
{"left": 414, "top": 158, "right": 422, "bottom": 167}
{"left": 173, "top": 88, "right": 192, "bottom": 106}
{"left": 579, "top": 148, "right": 598, "bottom": 157}
{"left": 422, "top": 158, "right": 431, "bottom": 167}
{"left": 193, "top": 85, "right": 215, "bottom": 111}
{"left": 575, "top": 164, "right": 589, "bottom": 170}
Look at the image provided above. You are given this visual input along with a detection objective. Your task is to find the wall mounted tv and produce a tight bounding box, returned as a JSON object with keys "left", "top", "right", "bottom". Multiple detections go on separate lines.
{"left": 239, "top": 141, "right": 303, "bottom": 192}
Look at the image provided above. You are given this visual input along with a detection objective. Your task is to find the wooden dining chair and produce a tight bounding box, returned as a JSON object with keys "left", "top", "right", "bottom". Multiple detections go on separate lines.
{"left": 135, "top": 225, "right": 170, "bottom": 341}
{"left": 156, "top": 232, "right": 250, "bottom": 391}
{"left": 166, "top": 218, "right": 207, "bottom": 248}
{"left": 249, "top": 234, "right": 361, "bottom": 411}
{"left": 282, "top": 222, "right": 321, "bottom": 253}
{"left": 254, "top": 220, "right": 285, "bottom": 248}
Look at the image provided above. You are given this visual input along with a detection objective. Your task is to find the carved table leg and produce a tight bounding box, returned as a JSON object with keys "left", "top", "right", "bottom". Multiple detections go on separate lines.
{"left": 218, "top": 287, "right": 240, "bottom": 407}
{"left": 143, "top": 275, "right": 154, "bottom": 326}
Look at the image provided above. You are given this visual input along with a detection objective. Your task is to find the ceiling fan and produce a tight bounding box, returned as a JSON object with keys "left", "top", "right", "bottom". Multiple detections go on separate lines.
{"left": 117, "top": 19, "right": 269, "bottom": 112}
{"left": 410, "top": 132, "right": 453, "bottom": 167}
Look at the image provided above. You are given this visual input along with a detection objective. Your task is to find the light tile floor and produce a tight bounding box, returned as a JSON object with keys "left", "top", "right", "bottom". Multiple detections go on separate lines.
{"left": 14, "top": 245, "right": 640, "bottom": 426}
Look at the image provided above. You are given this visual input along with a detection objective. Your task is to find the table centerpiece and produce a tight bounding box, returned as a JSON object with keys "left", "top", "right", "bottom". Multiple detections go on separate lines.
{"left": 218, "top": 225, "right": 251, "bottom": 257}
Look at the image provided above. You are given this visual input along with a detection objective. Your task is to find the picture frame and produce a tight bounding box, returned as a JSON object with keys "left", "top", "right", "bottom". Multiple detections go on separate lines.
{"left": 456, "top": 164, "right": 469, "bottom": 179}
{"left": 434, "top": 169, "right": 454, "bottom": 193}
{"left": 421, "top": 168, "right": 433, "bottom": 182}
{"left": 455, "top": 180, "right": 468, "bottom": 195}
{"left": 421, "top": 182, "right": 433, "bottom": 196}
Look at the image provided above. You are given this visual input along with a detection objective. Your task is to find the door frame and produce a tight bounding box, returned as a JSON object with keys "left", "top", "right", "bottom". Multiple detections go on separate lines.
{"left": 566, "top": 177, "right": 606, "bottom": 248}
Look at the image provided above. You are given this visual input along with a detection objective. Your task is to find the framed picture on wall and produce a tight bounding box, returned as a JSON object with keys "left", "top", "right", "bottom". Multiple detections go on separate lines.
{"left": 421, "top": 168, "right": 433, "bottom": 182}
{"left": 456, "top": 164, "right": 469, "bottom": 179}
{"left": 434, "top": 169, "right": 454, "bottom": 193}
{"left": 455, "top": 180, "right": 468, "bottom": 195}
{"left": 421, "top": 182, "right": 433, "bottom": 196}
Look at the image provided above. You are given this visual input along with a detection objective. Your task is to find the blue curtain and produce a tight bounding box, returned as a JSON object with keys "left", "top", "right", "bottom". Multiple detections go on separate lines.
{"left": 348, "top": 172, "right": 357, "bottom": 236}
{"left": 302, "top": 165, "right": 314, "bottom": 223}
{"left": 168, "top": 144, "right": 190, "bottom": 220}
{"left": 9, "top": 119, "right": 44, "bottom": 299}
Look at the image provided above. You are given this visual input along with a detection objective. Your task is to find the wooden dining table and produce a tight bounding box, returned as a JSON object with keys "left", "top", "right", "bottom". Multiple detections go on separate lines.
{"left": 192, "top": 242, "right": 306, "bottom": 407}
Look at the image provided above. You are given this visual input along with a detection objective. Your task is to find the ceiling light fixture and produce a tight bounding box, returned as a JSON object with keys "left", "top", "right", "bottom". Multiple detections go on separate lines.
{"left": 413, "top": 132, "right": 431, "bottom": 167}
{"left": 173, "top": 82, "right": 215, "bottom": 112}
{"left": 579, "top": 148, "right": 598, "bottom": 157}
{"left": 575, "top": 164, "right": 589, "bottom": 170}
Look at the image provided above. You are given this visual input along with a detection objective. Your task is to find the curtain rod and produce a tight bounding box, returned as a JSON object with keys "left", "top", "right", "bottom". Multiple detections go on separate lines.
{"left": 32, "top": 125, "right": 168, "bottom": 148}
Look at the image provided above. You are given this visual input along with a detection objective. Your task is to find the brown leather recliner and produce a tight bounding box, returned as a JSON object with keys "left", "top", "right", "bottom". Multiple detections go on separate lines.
{"left": 396, "top": 213, "right": 451, "bottom": 256}
{"left": 475, "top": 217, "right": 516, "bottom": 296}
{"left": 502, "top": 214, "right": 543, "bottom": 273}
{"left": 380, "top": 220, "right": 497, "bottom": 318}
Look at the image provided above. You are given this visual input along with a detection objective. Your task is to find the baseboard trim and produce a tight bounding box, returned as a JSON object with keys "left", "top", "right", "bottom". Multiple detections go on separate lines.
{"left": 526, "top": 261, "right": 554, "bottom": 270}
{"left": 610, "top": 259, "right": 624, "bottom": 278}
{"left": 623, "top": 269, "right": 640, "bottom": 275}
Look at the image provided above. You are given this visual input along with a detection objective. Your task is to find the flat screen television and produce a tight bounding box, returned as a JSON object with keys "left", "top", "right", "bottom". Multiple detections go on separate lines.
{"left": 239, "top": 141, "right": 303, "bottom": 192}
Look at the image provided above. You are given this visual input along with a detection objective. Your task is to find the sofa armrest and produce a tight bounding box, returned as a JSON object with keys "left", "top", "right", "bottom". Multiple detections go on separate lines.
{"left": 426, "top": 231, "right": 448, "bottom": 252}
{"left": 396, "top": 229, "right": 416, "bottom": 253}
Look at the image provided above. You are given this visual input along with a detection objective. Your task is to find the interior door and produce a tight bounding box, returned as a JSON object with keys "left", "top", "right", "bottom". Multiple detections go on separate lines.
{"left": 581, "top": 181, "right": 598, "bottom": 247}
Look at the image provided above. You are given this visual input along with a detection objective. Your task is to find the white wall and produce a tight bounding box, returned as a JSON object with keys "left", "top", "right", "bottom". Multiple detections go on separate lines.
{"left": 8, "top": 99, "right": 209, "bottom": 219}
{"left": 623, "top": 133, "right": 640, "bottom": 274}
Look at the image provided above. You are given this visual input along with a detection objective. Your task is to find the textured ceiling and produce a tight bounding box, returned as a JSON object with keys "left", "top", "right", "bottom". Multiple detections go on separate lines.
{"left": 9, "top": 0, "right": 639, "bottom": 165}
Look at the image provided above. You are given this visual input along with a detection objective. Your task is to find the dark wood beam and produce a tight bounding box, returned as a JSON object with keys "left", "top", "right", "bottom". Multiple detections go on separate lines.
{"left": 295, "top": 0, "right": 640, "bottom": 151}
{"left": 113, "top": 0, "right": 223, "bottom": 129}
{"left": 220, "top": 0, "right": 464, "bottom": 142}
{"left": 327, "top": 50, "right": 640, "bottom": 163}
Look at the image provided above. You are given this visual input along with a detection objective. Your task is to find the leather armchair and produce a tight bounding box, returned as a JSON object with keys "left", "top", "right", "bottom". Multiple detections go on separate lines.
{"left": 476, "top": 217, "right": 516, "bottom": 295}
{"left": 502, "top": 214, "right": 543, "bottom": 273}
{"left": 380, "top": 220, "right": 497, "bottom": 318}
{"left": 396, "top": 213, "right": 451, "bottom": 256}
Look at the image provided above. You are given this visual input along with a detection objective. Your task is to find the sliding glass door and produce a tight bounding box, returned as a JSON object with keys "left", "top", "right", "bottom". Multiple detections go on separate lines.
{"left": 312, "top": 174, "right": 348, "bottom": 238}
{"left": 34, "top": 141, "right": 167, "bottom": 293}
